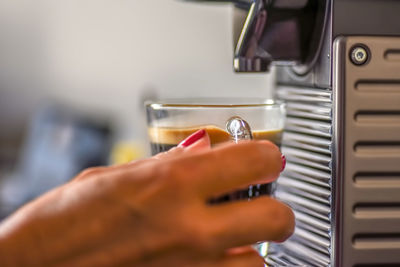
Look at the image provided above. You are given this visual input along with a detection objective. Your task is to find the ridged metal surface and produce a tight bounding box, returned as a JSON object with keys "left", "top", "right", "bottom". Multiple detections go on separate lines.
{"left": 335, "top": 36, "right": 400, "bottom": 267}
{"left": 269, "top": 86, "right": 333, "bottom": 266}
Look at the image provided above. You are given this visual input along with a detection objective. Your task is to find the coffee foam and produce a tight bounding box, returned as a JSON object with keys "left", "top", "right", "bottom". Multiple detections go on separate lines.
{"left": 148, "top": 125, "right": 231, "bottom": 145}
{"left": 148, "top": 125, "right": 283, "bottom": 146}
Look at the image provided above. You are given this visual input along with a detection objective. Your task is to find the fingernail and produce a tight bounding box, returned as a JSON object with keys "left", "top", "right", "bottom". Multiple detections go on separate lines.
{"left": 178, "top": 129, "right": 206, "bottom": 147}
{"left": 281, "top": 154, "right": 286, "bottom": 172}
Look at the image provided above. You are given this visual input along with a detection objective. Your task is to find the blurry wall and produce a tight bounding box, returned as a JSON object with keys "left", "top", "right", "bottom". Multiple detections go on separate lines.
{"left": 0, "top": 0, "right": 274, "bottom": 145}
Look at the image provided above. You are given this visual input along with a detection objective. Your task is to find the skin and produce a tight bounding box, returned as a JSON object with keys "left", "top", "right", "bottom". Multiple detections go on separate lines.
{"left": 0, "top": 132, "right": 294, "bottom": 267}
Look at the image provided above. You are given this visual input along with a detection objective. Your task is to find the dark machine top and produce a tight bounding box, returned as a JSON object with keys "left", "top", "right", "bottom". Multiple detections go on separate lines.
{"left": 182, "top": 0, "right": 400, "bottom": 87}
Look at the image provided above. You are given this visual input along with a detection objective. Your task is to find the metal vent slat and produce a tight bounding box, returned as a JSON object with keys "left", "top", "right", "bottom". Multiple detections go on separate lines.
{"left": 278, "top": 177, "right": 331, "bottom": 197}
{"left": 276, "top": 191, "right": 331, "bottom": 215}
{"left": 289, "top": 236, "right": 330, "bottom": 256}
{"left": 266, "top": 246, "right": 308, "bottom": 266}
{"left": 284, "top": 201, "right": 330, "bottom": 222}
{"left": 282, "top": 147, "right": 332, "bottom": 171}
{"left": 266, "top": 255, "right": 296, "bottom": 266}
{"left": 294, "top": 227, "right": 331, "bottom": 249}
{"left": 295, "top": 221, "right": 330, "bottom": 238}
{"left": 283, "top": 132, "right": 332, "bottom": 155}
{"left": 284, "top": 171, "right": 331, "bottom": 188}
{"left": 286, "top": 118, "right": 332, "bottom": 137}
{"left": 286, "top": 103, "right": 332, "bottom": 117}
{"left": 282, "top": 147, "right": 332, "bottom": 165}
{"left": 284, "top": 132, "right": 332, "bottom": 147}
{"left": 277, "top": 186, "right": 330, "bottom": 206}
{"left": 287, "top": 110, "right": 331, "bottom": 121}
{"left": 281, "top": 240, "right": 331, "bottom": 266}
{"left": 294, "top": 211, "right": 331, "bottom": 232}
{"left": 286, "top": 102, "right": 332, "bottom": 121}
{"left": 276, "top": 87, "right": 332, "bottom": 103}
{"left": 286, "top": 163, "right": 331, "bottom": 182}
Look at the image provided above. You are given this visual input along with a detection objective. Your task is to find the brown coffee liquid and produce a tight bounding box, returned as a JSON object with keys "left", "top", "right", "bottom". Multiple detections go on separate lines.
{"left": 148, "top": 125, "right": 282, "bottom": 154}
{"left": 148, "top": 125, "right": 283, "bottom": 202}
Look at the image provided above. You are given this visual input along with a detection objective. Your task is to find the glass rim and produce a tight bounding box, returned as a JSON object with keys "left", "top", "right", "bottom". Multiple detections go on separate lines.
{"left": 145, "top": 98, "right": 285, "bottom": 109}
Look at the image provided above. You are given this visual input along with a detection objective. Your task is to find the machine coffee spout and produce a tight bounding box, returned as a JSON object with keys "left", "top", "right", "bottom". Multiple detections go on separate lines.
{"left": 233, "top": 0, "right": 272, "bottom": 72}
{"left": 182, "top": 0, "right": 328, "bottom": 74}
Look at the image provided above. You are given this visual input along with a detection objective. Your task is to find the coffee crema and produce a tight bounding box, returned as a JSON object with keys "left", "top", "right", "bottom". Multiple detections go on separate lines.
{"left": 148, "top": 125, "right": 283, "bottom": 155}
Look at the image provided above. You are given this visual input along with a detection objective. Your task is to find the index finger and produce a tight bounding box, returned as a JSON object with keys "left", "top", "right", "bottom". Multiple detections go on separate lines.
{"left": 169, "top": 140, "right": 283, "bottom": 198}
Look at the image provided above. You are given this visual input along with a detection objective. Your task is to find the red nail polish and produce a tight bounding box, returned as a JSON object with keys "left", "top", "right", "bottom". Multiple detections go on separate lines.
{"left": 179, "top": 129, "right": 206, "bottom": 147}
{"left": 281, "top": 154, "right": 286, "bottom": 172}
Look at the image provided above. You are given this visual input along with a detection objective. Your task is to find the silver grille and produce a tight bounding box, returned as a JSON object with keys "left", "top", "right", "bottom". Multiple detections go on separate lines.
{"left": 268, "top": 86, "right": 334, "bottom": 267}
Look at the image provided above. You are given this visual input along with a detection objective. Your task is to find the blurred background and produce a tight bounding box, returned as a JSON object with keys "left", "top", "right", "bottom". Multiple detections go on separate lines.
{"left": 0, "top": 0, "right": 274, "bottom": 217}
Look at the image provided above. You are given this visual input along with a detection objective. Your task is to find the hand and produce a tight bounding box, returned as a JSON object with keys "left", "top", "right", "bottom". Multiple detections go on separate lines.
{"left": 0, "top": 130, "right": 294, "bottom": 267}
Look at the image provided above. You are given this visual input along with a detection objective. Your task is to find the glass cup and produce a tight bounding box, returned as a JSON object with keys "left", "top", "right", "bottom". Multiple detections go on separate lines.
{"left": 145, "top": 98, "right": 286, "bottom": 258}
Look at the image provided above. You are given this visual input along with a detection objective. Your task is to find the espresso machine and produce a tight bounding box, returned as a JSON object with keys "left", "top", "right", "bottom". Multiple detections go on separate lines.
{"left": 184, "top": 0, "right": 400, "bottom": 266}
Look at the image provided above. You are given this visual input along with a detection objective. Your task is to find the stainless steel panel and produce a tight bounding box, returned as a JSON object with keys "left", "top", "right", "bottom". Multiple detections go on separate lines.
{"left": 333, "top": 36, "right": 400, "bottom": 267}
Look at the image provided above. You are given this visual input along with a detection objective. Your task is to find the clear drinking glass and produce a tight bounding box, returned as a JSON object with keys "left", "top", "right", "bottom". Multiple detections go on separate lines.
{"left": 145, "top": 98, "right": 286, "bottom": 258}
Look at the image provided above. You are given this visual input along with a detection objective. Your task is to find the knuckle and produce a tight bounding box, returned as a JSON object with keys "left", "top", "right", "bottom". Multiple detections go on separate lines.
{"left": 154, "top": 147, "right": 183, "bottom": 160}
{"left": 76, "top": 167, "right": 105, "bottom": 180}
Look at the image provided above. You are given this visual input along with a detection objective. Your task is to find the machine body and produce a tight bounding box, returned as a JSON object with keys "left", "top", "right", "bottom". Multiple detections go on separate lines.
{"left": 185, "top": 0, "right": 400, "bottom": 266}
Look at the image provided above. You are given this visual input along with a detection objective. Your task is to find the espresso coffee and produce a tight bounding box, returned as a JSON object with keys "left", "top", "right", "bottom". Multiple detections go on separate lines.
{"left": 148, "top": 125, "right": 283, "bottom": 201}
{"left": 148, "top": 125, "right": 282, "bottom": 155}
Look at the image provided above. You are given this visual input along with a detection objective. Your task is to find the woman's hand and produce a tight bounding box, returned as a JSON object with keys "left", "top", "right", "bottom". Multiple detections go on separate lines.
{"left": 0, "top": 131, "right": 294, "bottom": 267}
